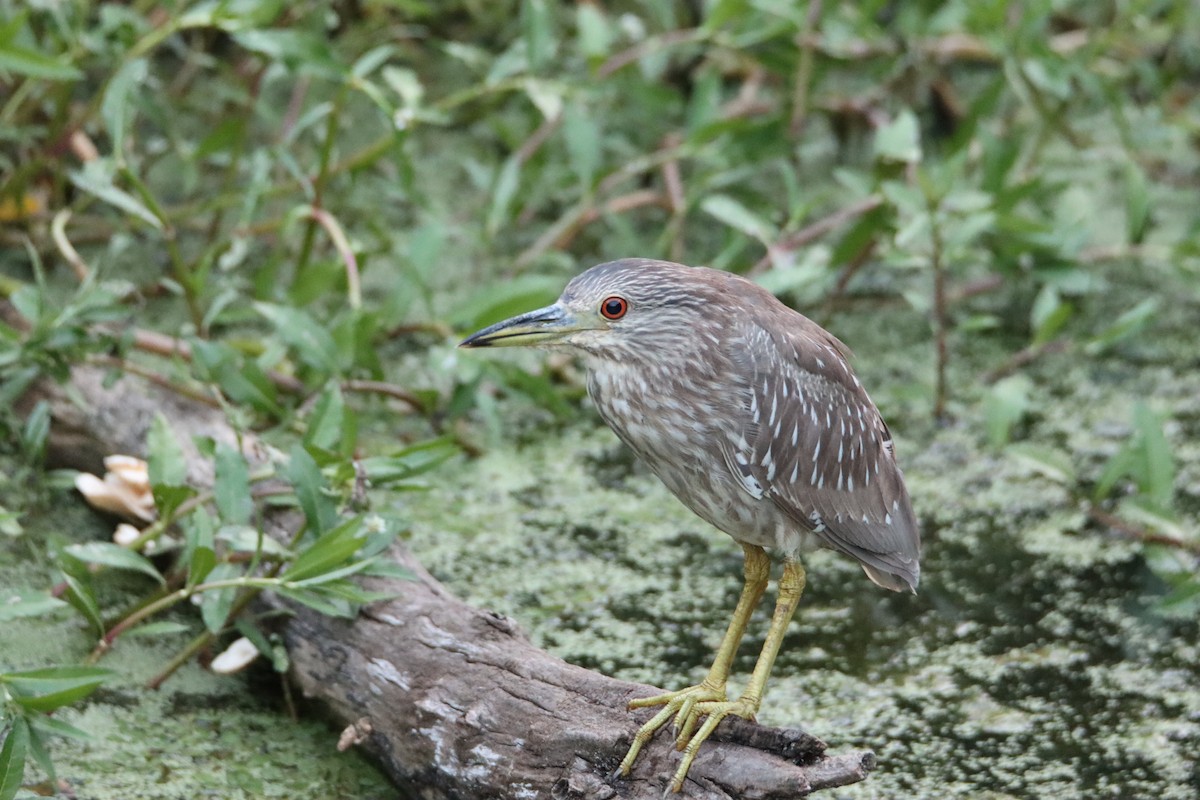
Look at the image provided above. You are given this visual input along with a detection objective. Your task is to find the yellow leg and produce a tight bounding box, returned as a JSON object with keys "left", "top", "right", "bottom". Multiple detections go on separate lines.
{"left": 668, "top": 557, "right": 806, "bottom": 792}
{"left": 617, "top": 545, "right": 771, "bottom": 778}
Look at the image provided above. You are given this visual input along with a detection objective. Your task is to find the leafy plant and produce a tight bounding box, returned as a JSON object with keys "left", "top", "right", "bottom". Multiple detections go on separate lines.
{"left": 0, "top": 409, "right": 453, "bottom": 794}
{"left": 0, "top": 665, "right": 111, "bottom": 800}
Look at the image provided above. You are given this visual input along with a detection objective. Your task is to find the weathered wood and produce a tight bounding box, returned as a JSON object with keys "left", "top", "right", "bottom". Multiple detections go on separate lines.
{"left": 27, "top": 365, "right": 875, "bottom": 799}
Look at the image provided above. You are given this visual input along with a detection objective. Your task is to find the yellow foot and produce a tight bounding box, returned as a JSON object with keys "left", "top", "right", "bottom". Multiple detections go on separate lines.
{"left": 667, "top": 696, "right": 757, "bottom": 792}
{"left": 618, "top": 683, "right": 759, "bottom": 792}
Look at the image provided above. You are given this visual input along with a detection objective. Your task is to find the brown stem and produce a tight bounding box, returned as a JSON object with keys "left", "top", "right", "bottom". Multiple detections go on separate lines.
{"left": 660, "top": 133, "right": 687, "bottom": 262}
{"left": 819, "top": 238, "right": 877, "bottom": 325}
{"left": 981, "top": 339, "right": 1071, "bottom": 385}
{"left": 50, "top": 209, "right": 90, "bottom": 281}
{"left": 928, "top": 199, "right": 949, "bottom": 422}
{"left": 597, "top": 29, "right": 707, "bottom": 79}
{"left": 751, "top": 195, "right": 884, "bottom": 275}
{"left": 788, "top": 0, "right": 823, "bottom": 138}
{"left": 1085, "top": 506, "right": 1200, "bottom": 555}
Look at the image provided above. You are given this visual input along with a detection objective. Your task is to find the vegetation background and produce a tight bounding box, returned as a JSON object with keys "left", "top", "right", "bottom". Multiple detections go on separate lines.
{"left": 1, "top": 0, "right": 1198, "bottom": 798}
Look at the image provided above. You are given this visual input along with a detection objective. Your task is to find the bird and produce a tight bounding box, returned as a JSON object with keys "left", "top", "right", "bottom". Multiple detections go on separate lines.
{"left": 460, "top": 258, "right": 920, "bottom": 792}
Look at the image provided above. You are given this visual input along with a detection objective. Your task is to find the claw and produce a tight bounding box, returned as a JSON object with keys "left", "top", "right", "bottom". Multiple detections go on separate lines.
{"left": 618, "top": 682, "right": 726, "bottom": 778}
{"left": 619, "top": 683, "right": 764, "bottom": 792}
{"left": 669, "top": 698, "right": 757, "bottom": 791}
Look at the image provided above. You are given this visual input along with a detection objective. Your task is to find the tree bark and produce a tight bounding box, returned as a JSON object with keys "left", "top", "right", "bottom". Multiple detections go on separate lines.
{"left": 26, "top": 366, "right": 876, "bottom": 799}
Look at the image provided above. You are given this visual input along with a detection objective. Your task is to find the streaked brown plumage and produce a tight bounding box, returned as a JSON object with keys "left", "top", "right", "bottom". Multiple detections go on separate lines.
{"left": 461, "top": 258, "right": 920, "bottom": 791}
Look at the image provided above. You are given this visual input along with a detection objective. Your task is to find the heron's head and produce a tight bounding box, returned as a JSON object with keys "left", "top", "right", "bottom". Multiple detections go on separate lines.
{"left": 459, "top": 259, "right": 740, "bottom": 363}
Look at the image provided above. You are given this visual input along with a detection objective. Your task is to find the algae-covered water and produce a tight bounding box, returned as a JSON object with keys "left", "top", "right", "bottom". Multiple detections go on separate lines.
{"left": 403, "top": 269, "right": 1200, "bottom": 799}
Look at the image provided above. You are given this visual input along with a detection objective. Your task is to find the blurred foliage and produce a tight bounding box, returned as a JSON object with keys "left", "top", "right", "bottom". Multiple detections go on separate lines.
{"left": 2, "top": 0, "right": 1200, "bottom": 794}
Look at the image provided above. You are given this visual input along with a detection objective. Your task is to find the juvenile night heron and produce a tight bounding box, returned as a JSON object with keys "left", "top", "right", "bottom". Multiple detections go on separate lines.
{"left": 460, "top": 258, "right": 920, "bottom": 792}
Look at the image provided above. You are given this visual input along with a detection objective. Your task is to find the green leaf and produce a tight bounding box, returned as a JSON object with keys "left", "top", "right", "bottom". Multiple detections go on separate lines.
{"left": 190, "top": 339, "right": 282, "bottom": 415}
{"left": 153, "top": 485, "right": 196, "bottom": 522}
{"left": 1159, "top": 576, "right": 1200, "bottom": 610}
{"left": 254, "top": 303, "right": 340, "bottom": 375}
{"left": 486, "top": 156, "right": 521, "bottom": 237}
{"left": 2, "top": 666, "right": 112, "bottom": 713}
{"left": 308, "top": 579, "right": 394, "bottom": 605}
{"left": 685, "top": 69, "right": 723, "bottom": 134}
{"left": 1094, "top": 440, "right": 1137, "bottom": 503}
{"left": 231, "top": 29, "right": 343, "bottom": 76}
{"left": 0, "top": 366, "right": 40, "bottom": 410}
{"left": 194, "top": 117, "right": 247, "bottom": 161}
{"left": 0, "top": 42, "right": 81, "bottom": 79}
{"left": 1030, "top": 285, "right": 1073, "bottom": 345}
{"left": 282, "top": 516, "right": 368, "bottom": 583}
{"left": 831, "top": 203, "right": 889, "bottom": 267}
{"left": 63, "top": 542, "right": 164, "bottom": 585}
{"left": 178, "top": 0, "right": 286, "bottom": 32}
{"left": 214, "top": 444, "right": 253, "bottom": 525}
{"left": 523, "top": 78, "right": 562, "bottom": 120}
{"left": 451, "top": 274, "right": 562, "bottom": 331}
{"left": 1119, "top": 496, "right": 1183, "bottom": 538}
{"left": 1006, "top": 443, "right": 1076, "bottom": 485}
{"left": 982, "top": 375, "right": 1032, "bottom": 448}
{"left": 0, "top": 590, "right": 68, "bottom": 622}
{"left": 704, "top": 0, "right": 750, "bottom": 31}
{"left": 351, "top": 44, "right": 395, "bottom": 79}
{"left": 1124, "top": 161, "right": 1151, "bottom": 244}
{"left": 234, "top": 618, "right": 274, "bottom": 658}
{"left": 358, "top": 438, "right": 457, "bottom": 486}
{"left": 24, "top": 724, "right": 54, "bottom": 786}
{"left": 186, "top": 507, "right": 217, "bottom": 588}
{"left": 216, "top": 524, "right": 289, "bottom": 557}
{"left": 273, "top": 585, "right": 353, "bottom": 617}
{"left": 8, "top": 285, "right": 42, "bottom": 328}
{"left": 0, "top": 13, "right": 81, "bottom": 81}
{"left": 124, "top": 620, "right": 191, "bottom": 638}
{"left": 1133, "top": 403, "right": 1175, "bottom": 511}
{"left": 521, "top": 0, "right": 555, "bottom": 69}
{"left": 60, "top": 573, "right": 104, "bottom": 636}
{"left": 874, "top": 109, "right": 922, "bottom": 164}
{"left": 285, "top": 444, "right": 337, "bottom": 535}
{"left": 20, "top": 400, "right": 49, "bottom": 463}
{"left": 102, "top": 58, "right": 148, "bottom": 159}
{"left": 199, "top": 563, "right": 241, "bottom": 634}
{"left": 29, "top": 715, "right": 94, "bottom": 743}
{"left": 563, "top": 103, "right": 601, "bottom": 188}
{"left": 1084, "top": 298, "right": 1158, "bottom": 355}
{"left": 0, "top": 716, "right": 29, "bottom": 800}
{"left": 489, "top": 362, "right": 574, "bottom": 419}
{"left": 68, "top": 164, "right": 163, "bottom": 230}
{"left": 575, "top": 4, "right": 611, "bottom": 60}
{"left": 700, "top": 194, "right": 777, "bottom": 244}
{"left": 147, "top": 412, "right": 187, "bottom": 488}
{"left": 286, "top": 557, "right": 379, "bottom": 588}
{"left": 189, "top": 544, "right": 218, "bottom": 586}
{"left": 303, "top": 384, "right": 346, "bottom": 452}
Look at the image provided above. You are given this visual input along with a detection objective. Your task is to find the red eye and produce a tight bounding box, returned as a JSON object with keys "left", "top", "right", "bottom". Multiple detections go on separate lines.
{"left": 600, "top": 296, "right": 628, "bottom": 320}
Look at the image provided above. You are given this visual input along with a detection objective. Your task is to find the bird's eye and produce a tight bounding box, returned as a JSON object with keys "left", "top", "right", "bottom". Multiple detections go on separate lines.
{"left": 600, "top": 296, "right": 629, "bottom": 320}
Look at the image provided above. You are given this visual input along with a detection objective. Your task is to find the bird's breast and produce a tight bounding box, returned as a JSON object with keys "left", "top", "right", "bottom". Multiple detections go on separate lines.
{"left": 586, "top": 362, "right": 791, "bottom": 548}
{"left": 586, "top": 362, "right": 713, "bottom": 460}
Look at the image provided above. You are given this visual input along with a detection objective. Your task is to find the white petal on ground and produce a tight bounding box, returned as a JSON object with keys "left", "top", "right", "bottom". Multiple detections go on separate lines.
{"left": 211, "top": 637, "right": 260, "bottom": 674}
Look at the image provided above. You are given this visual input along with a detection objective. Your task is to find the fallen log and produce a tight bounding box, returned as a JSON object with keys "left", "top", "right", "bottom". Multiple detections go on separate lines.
{"left": 26, "top": 365, "right": 875, "bottom": 799}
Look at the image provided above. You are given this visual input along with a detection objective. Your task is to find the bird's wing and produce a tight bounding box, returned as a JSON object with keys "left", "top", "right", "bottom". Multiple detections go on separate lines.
{"left": 719, "top": 317, "right": 920, "bottom": 591}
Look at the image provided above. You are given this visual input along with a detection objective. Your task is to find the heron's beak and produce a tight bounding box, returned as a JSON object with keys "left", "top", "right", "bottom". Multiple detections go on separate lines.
{"left": 459, "top": 303, "right": 596, "bottom": 348}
